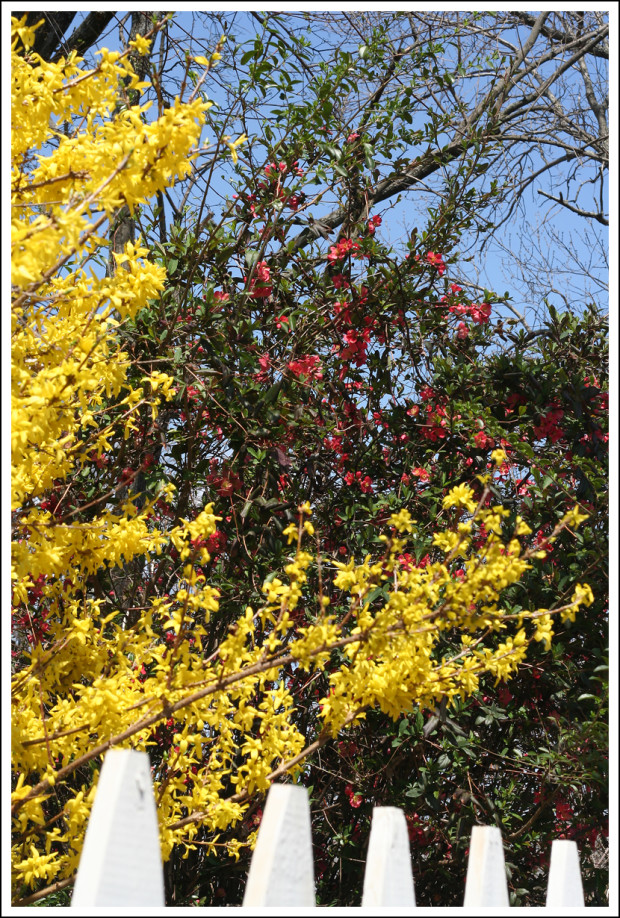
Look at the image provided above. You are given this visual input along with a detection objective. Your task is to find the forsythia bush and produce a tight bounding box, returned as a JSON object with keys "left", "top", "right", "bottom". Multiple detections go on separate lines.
{"left": 10, "top": 17, "right": 593, "bottom": 900}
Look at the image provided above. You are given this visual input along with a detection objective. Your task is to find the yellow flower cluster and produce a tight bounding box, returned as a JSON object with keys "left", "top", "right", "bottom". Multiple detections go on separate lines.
{"left": 9, "top": 17, "right": 594, "bottom": 903}
{"left": 11, "top": 486, "right": 592, "bottom": 897}
{"left": 10, "top": 13, "right": 210, "bottom": 595}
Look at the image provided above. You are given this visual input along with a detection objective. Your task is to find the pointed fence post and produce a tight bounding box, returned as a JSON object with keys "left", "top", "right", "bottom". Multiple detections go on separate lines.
{"left": 243, "top": 783, "right": 315, "bottom": 906}
{"left": 72, "top": 749, "right": 164, "bottom": 906}
{"left": 546, "top": 839, "right": 585, "bottom": 907}
{"left": 463, "top": 825, "right": 510, "bottom": 906}
{"left": 362, "top": 806, "right": 416, "bottom": 906}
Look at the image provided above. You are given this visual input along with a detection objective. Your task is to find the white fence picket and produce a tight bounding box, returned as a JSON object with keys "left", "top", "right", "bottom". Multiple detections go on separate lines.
{"left": 463, "top": 824, "right": 510, "bottom": 906}
{"left": 546, "top": 839, "right": 585, "bottom": 907}
{"left": 64, "top": 751, "right": 590, "bottom": 908}
{"left": 362, "top": 806, "right": 416, "bottom": 906}
{"left": 71, "top": 748, "right": 164, "bottom": 906}
{"left": 242, "top": 783, "right": 315, "bottom": 906}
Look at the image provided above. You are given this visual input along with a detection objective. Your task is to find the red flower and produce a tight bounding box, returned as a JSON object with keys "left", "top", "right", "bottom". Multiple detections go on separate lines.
{"left": 331, "top": 273, "right": 350, "bottom": 290}
{"left": 471, "top": 302, "right": 492, "bottom": 324}
{"left": 255, "top": 352, "right": 272, "bottom": 381}
{"left": 345, "top": 784, "right": 363, "bottom": 807}
{"left": 338, "top": 327, "right": 370, "bottom": 366}
{"left": 206, "top": 530, "right": 227, "bottom": 557}
{"left": 332, "top": 300, "right": 352, "bottom": 325}
{"left": 287, "top": 193, "right": 303, "bottom": 210}
{"left": 505, "top": 392, "right": 526, "bottom": 416}
{"left": 359, "top": 474, "right": 373, "bottom": 494}
{"left": 498, "top": 684, "right": 513, "bottom": 706}
{"left": 265, "top": 161, "right": 286, "bottom": 177}
{"left": 328, "top": 237, "right": 359, "bottom": 263}
{"left": 287, "top": 355, "right": 323, "bottom": 381}
{"left": 474, "top": 430, "right": 494, "bottom": 450}
{"left": 556, "top": 798, "right": 573, "bottom": 822}
{"left": 248, "top": 260, "right": 273, "bottom": 298}
{"left": 534, "top": 407, "right": 565, "bottom": 443}
{"left": 426, "top": 251, "right": 446, "bottom": 276}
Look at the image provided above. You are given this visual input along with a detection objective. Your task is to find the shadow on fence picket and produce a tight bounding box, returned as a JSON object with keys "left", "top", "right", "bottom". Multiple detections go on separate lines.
{"left": 71, "top": 748, "right": 585, "bottom": 908}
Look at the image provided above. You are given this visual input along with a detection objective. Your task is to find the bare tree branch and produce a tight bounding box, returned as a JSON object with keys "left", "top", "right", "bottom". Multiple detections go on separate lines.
{"left": 537, "top": 189, "right": 609, "bottom": 226}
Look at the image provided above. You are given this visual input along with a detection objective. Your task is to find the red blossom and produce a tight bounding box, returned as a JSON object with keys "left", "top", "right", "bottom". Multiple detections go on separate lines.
{"left": 331, "top": 274, "right": 350, "bottom": 290}
{"left": 338, "top": 327, "right": 370, "bottom": 366}
{"left": 345, "top": 784, "right": 363, "bottom": 807}
{"left": 287, "top": 355, "right": 323, "bottom": 381}
{"left": 327, "top": 237, "right": 359, "bottom": 263}
{"left": 534, "top": 407, "right": 565, "bottom": 443}
{"left": 426, "top": 251, "right": 446, "bottom": 276}
{"left": 206, "top": 530, "right": 227, "bottom": 558}
{"left": 556, "top": 798, "right": 573, "bottom": 822}
{"left": 505, "top": 392, "right": 526, "bottom": 416}
{"left": 332, "top": 300, "right": 352, "bottom": 325}
{"left": 247, "top": 260, "right": 273, "bottom": 298}
{"left": 474, "top": 430, "right": 494, "bottom": 450}
{"left": 255, "top": 353, "right": 272, "bottom": 381}
{"left": 498, "top": 684, "right": 513, "bottom": 706}
{"left": 359, "top": 474, "right": 373, "bottom": 493}
{"left": 471, "top": 302, "right": 492, "bottom": 324}
{"left": 343, "top": 471, "right": 373, "bottom": 493}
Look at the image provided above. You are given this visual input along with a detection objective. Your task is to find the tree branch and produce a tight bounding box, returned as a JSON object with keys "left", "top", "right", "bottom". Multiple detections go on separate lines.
{"left": 510, "top": 11, "right": 609, "bottom": 60}
{"left": 50, "top": 11, "right": 117, "bottom": 63}
{"left": 537, "top": 189, "right": 609, "bottom": 226}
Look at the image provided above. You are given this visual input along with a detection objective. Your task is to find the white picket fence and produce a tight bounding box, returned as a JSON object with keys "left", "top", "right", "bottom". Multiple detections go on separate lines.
{"left": 71, "top": 748, "right": 585, "bottom": 908}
